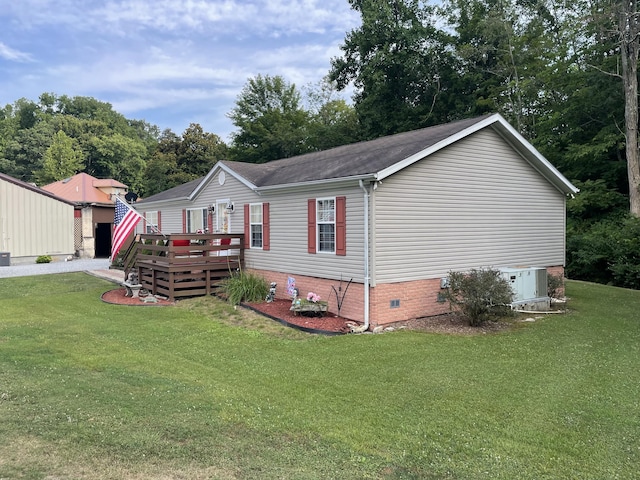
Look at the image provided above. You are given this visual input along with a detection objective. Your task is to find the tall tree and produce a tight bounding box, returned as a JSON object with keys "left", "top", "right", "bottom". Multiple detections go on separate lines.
{"left": 329, "top": 0, "right": 458, "bottom": 139}
{"left": 304, "top": 79, "right": 362, "bottom": 150}
{"left": 611, "top": 0, "right": 640, "bottom": 216}
{"left": 228, "top": 74, "right": 311, "bottom": 163}
{"left": 177, "top": 123, "right": 227, "bottom": 176}
{"left": 36, "top": 130, "right": 84, "bottom": 184}
{"left": 141, "top": 125, "right": 227, "bottom": 196}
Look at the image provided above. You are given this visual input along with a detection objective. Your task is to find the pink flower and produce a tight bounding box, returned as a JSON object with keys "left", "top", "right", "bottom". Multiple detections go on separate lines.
{"left": 306, "top": 292, "right": 321, "bottom": 303}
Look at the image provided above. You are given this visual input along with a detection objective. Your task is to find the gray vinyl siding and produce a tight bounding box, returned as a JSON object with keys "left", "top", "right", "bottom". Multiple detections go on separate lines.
{"left": 135, "top": 172, "right": 367, "bottom": 282}
{"left": 372, "top": 128, "right": 567, "bottom": 284}
{"left": 251, "top": 185, "right": 365, "bottom": 282}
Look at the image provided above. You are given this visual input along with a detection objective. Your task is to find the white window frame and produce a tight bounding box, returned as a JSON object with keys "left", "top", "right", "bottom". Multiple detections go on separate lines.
{"left": 250, "top": 203, "right": 264, "bottom": 249}
{"left": 316, "top": 197, "right": 335, "bottom": 253}
{"left": 186, "top": 208, "right": 208, "bottom": 233}
{"left": 145, "top": 211, "right": 159, "bottom": 234}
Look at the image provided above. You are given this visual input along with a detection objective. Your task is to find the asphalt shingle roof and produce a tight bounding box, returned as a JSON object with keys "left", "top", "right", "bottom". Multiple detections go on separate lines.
{"left": 137, "top": 114, "right": 577, "bottom": 205}
{"left": 223, "top": 115, "right": 490, "bottom": 187}
{"left": 139, "top": 177, "right": 204, "bottom": 203}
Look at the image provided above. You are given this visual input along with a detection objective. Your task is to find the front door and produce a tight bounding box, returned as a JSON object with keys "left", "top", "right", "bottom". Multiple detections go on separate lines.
{"left": 216, "top": 201, "right": 230, "bottom": 233}
{"left": 216, "top": 202, "right": 232, "bottom": 256}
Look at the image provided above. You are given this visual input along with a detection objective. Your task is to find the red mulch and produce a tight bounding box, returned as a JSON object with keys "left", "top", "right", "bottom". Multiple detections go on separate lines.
{"left": 243, "top": 299, "right": 358, "bottom": 334}
{"left": 101, "top": 288, "right": 175, "bottom": 306}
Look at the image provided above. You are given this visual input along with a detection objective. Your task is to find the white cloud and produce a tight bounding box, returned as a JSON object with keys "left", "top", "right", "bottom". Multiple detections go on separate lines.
{"left": 0, "top": 42, "right": 32, "bottom": 62}
{"left": 0, "top": 0, "right": 360, "bottom": 137}
{"left": 1, "top": 0, "right": 358, "bottom": 37}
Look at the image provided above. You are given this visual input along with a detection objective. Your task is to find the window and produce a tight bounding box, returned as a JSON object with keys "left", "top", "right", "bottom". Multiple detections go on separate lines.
{"left": 244, "top": 203, "right": 270, "bottom": 250}
{"left": 317, "top": 198, "right": 335, "bottom": 253}
{"left": 308, "top": 196, "right": 346, "bottom": 256}
{"left": 250, "top": 204, "right": 263, "bottom": 248}
{"left": 186, "top": 208, "right": 207, "bottom": 233}
{"left": 145, "top": 211, "right": 158, "bottom": 234}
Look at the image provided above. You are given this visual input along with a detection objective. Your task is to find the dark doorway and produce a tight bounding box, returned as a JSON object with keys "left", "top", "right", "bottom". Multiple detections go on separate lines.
{"left": 95, "top": 223, "right": 112, "bottom": 258}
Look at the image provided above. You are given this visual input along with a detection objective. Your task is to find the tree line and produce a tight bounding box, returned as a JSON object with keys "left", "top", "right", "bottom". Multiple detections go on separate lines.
{"left": 0, "top": 0, "right": 638, "bottom": 289}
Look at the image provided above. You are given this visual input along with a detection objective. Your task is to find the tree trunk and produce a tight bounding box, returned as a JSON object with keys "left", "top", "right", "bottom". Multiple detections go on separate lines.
{"left": 620, "top": 0, "right": 640, "bottom": 216}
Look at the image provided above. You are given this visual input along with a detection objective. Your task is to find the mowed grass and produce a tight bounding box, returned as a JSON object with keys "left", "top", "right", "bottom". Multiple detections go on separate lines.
{"left": 0, "top": 274, "right": 638, "bottom": 479}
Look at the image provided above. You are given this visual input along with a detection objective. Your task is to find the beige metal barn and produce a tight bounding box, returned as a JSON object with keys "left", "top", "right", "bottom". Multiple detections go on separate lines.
{"left": 0, "top": 172, "right": 75, "bottom": 265}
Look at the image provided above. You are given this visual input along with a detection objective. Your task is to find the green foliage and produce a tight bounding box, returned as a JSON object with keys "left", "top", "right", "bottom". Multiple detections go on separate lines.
{"left": 220, "top": 271, "right": 269, "bottom": 305}
{"left": 35, "top": 255, "right": 52, "bottom": 263}
{"left": 330, "top": 0, "right": 457, "bottom": 138}
{"left": 567, "top": 179, "right": 629, "bottom": 226}
{"left": 142, "top": 125, "right": 227, "bottom": 196}
{"left": 36, "top": 130, "right": 84, "bottom": 184}
{"left": 567, "top": 215, "right": 640, "bottom": 289}
{"left": 228, "top": 74, "right": 311, "bottom": 163}
{"left": 444, "top": 267, "right": 514, "bottom": 326}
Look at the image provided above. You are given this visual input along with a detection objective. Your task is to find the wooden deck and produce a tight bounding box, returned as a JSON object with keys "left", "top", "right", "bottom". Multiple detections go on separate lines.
{"left": 129, "top": 233, "right": 245, "bottom": 301}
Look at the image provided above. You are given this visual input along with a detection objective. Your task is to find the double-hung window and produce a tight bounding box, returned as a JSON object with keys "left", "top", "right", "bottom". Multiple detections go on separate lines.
{"left": 308, "top": 196, "right": 346, "bottom": 256}
{"left": 316, "top": 198, "right": 336, "bottom": 253}
{"left": 243, "top": 203, "right": 270, "bottom": 250}
{"left": 250, "top": 203, "right": 263, "bottom": 248}
{"left": 145, "top": 211, "right": 158, "bottom": 234}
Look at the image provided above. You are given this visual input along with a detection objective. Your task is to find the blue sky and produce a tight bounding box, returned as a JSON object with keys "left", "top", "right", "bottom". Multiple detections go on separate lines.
{"left": 0, "top": 0, "right": 360, "bottom": 142}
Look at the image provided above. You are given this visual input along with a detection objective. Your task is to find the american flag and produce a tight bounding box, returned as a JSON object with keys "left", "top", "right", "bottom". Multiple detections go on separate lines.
{"left": 111, "top": 196, "right": 142, "bottom": 260}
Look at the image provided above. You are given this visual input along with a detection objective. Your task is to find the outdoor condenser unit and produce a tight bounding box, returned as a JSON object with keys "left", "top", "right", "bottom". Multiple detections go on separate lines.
{"left": 500, "top": 267, "right": 548, "bottom": 303}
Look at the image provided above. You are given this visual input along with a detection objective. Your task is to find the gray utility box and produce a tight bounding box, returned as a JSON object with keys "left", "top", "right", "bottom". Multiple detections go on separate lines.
{"left": 500, "top": 267, "right": 548, "bottom": 302}
{"left": 0, "top": 252, "right": 10, "bottom": 266}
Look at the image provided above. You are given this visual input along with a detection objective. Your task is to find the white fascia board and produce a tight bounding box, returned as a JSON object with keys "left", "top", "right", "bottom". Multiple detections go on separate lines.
{"left": 376, "top": 113, "right": 579, "bottom": 196}
{"left": 189, "top": 161, "right": 258, "bottom": 201}
{"left": 490, "top": 117, "right": 579, "bottom": 195}
{"left": 254, "top": 174, "right": 377, "bottom": 193}
{"left": 375, "top": 114, "right": 503, "bottom": 181}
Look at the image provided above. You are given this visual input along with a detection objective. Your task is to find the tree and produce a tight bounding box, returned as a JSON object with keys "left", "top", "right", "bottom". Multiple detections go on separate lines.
{"left": 228, "top": 74, "right": 311, "bottom": 163}
{"left": 613, "top": 0, "right": 640, "bottom": 216}
{"left": 177, "top": 123, "right": 227, "bottom": 176}
{"left": 141, "top": 125, "right": 227, "bottom": 196}
{"left": 1, "top": 122, "right": 55, "bottom": 182}
{"left": 87, "top": 133, "right": 147, "bottom": 193}
{"left": 36, "top": 130, "right": 84, "bottom": 184}
{"left": 304, "top": 79, "right": 362, "bottom": 150}
{"left": 329, "top": 0, "right": 458, "bottom": 139}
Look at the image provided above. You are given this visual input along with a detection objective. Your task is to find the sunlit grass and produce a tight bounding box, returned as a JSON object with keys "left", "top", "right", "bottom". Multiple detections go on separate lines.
{"left": 0, "top": 274, "right": 638, "bottom": 479}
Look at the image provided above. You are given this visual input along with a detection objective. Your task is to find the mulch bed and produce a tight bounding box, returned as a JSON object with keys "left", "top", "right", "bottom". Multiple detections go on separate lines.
{"left": 101, "top": 290, "right": 511, "bottom": 335}
{"left": 243, "top": 299, "right": 358, "bottom": 335}
{"left": 101, "top": 288, "right": 175, "bottom": 306}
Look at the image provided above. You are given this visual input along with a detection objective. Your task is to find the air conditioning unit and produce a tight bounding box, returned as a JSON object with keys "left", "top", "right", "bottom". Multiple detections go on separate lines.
{"left": 500, "top": 267, "right": 548, "bottom": 304}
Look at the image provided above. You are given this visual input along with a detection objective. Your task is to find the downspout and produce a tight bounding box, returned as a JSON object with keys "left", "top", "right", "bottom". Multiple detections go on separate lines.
{"left": 353, "top": 179, "right": 370, "bottom": 332}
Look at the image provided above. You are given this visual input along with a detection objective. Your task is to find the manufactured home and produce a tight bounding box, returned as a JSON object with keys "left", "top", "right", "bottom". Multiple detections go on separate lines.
{"left": 135, "top": 114, "right": 578, "bottom": 328}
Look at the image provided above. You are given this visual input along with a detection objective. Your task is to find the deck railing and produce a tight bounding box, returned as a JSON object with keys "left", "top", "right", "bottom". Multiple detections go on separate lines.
{"left": 133, "top": 233, "right": 245, "bottom": 300}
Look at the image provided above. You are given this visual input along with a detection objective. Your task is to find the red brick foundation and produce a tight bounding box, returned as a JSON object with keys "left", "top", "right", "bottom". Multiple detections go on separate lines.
{"left": 248, "top": 266, "right": 566, "bottom": 328}
{"left": 248, "top": 269, "right": 365, "bottom": 322}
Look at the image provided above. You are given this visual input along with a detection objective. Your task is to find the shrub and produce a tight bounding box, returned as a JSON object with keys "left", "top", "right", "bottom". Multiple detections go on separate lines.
{"left": 36, "top": 255, "right": 52, "bottom": 264}
{"left": 221, "top": 271, "right": 269, "bottom": 305}
{"left": 567, "top": 215, "right": 640, "bottom": 289}
{"left": 444, "top": 268, "right": 514, "bottom": 326}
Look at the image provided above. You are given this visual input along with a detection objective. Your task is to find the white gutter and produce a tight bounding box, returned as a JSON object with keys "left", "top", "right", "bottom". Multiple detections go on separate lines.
{"left": 354, "top": 179, "right": 370, "bottom": 333}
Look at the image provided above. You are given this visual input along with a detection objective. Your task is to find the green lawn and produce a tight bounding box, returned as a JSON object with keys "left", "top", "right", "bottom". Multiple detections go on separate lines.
{"left": 0, "top": 274, "right": 638, "bottom": 479}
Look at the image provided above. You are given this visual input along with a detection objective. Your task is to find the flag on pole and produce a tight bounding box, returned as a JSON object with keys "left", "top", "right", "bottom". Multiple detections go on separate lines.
{"left": 111, "top": 196, "right": 142, "bottom": 260}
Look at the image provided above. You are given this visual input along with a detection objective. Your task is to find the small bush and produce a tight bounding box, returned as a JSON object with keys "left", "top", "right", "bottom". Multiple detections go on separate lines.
{"left": 36, "top": 255, "right": 52, "bottom": 264}
{"left": 221, "top": 271, "right": 269, "bottom": 305}
{"left": 443, "top": 268, "right": 514, "bottom": 326}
